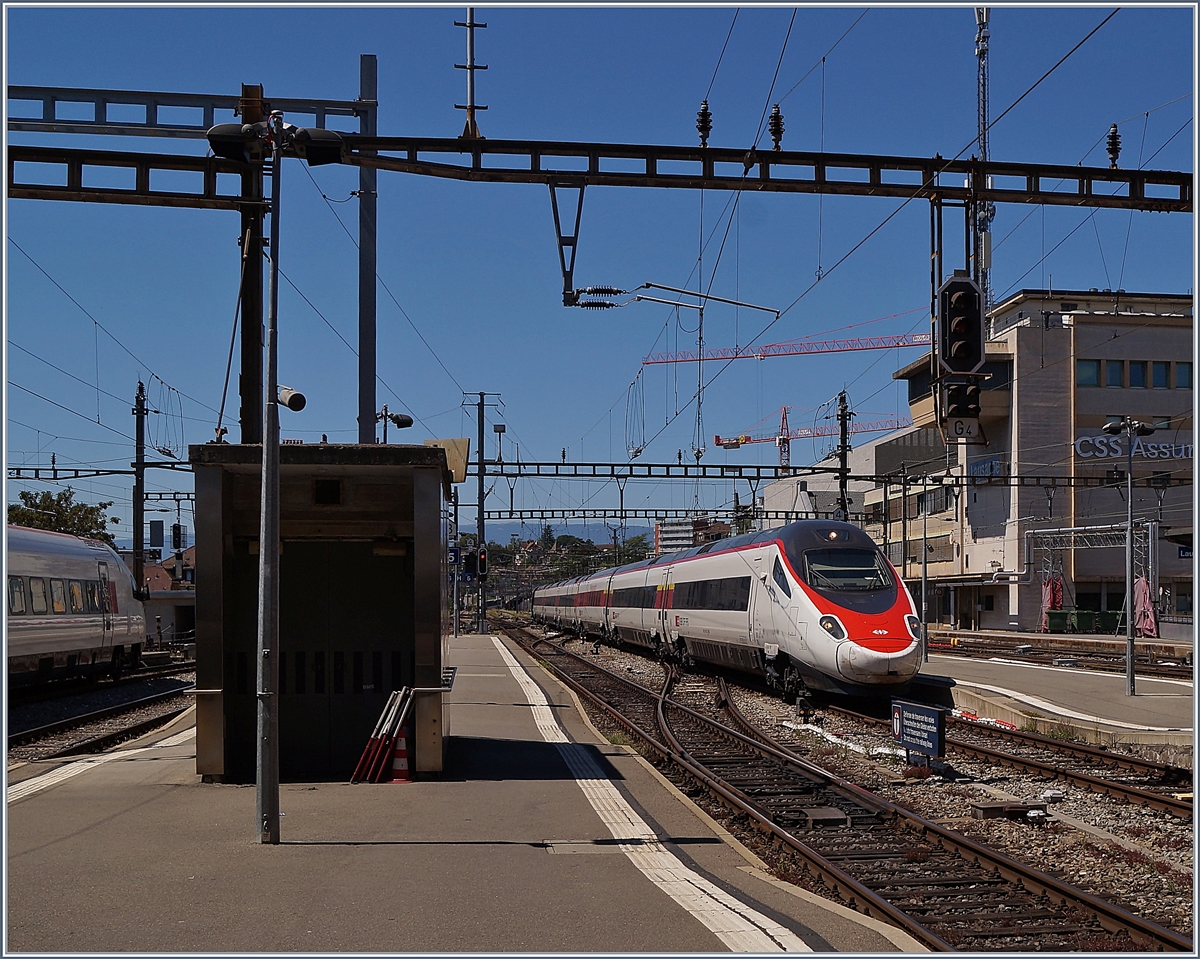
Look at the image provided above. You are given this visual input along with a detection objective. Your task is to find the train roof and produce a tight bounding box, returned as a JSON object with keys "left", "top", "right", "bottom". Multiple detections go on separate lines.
{"left": 535, "top": 519, "right": 873, "bottom": 591}
{"left": 7, "top": 524, "right": 115, "bottom": 559}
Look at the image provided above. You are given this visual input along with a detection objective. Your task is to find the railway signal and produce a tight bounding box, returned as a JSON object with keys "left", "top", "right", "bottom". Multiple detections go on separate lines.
{"left": 477, "top": 547, "right": 488, "bottom": 580}
{"left": 937, "top": 275, "right": 984, "bottom": 375}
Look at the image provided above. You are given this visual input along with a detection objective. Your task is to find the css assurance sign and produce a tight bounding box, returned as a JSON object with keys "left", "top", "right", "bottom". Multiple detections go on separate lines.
{"left": 1074, "top": 435, "right": 1193, "bottom": 460}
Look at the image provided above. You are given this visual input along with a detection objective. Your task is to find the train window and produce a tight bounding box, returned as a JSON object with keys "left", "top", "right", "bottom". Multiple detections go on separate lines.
{"left": 50, "top": 579, "right": 67, "bottom": 613}
{"left": 803, "top": 549, "right": 893, "bottom": 591}
{"left": 29, "top": 577, "right": 49, "bottom": 614}
{"left": 68, "top": 581, "right": 85, "bottom": 613}
{"left": 84, "top": 581, "right": 100, "bottom": 613}
{"left": 674, "top": 577, "right": 751, "bottom": 611}
{"left": 8, "top": 576, "right": 27, "bottom": 615}
{"left": 772, "top": 558, "right": 792, "bottom": 598}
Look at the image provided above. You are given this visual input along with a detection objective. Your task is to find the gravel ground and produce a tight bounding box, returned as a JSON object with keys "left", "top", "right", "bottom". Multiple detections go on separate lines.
{"left": 7, "top": 672, "right": 195, "bottom": 766}
{"left": 534, "top": 629, "right": 1194, "bottom": 940}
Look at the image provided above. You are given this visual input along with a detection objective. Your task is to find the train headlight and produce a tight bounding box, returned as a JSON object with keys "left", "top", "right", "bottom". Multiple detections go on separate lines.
{"left": 818, "top": 615, "right": 846, "bottom": 640}
{"left": 905, "top": 615, "right": 922, "bottom": 640}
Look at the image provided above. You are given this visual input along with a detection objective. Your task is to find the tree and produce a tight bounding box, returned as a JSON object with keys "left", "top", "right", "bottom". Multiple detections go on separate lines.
{"left": 623, "top": 533, "right": 652, "bottom": 562}
{"left": 8, "top": 488, "right": 120, "bottom": 545}
{"left": 539, "top": 524, "right": 556, "bottom": 550}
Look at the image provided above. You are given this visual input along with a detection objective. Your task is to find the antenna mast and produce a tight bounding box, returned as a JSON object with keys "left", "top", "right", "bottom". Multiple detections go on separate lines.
{"left": 455, "top": 8, "right": 488, "bottom": 139}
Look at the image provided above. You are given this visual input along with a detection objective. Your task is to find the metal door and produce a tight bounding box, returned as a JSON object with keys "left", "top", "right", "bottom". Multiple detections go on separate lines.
{"left": 97, "top": 561, "right": 114, "bottom": 646}
{"left": 658, "top": 568, "right": 673, "bottom": 642}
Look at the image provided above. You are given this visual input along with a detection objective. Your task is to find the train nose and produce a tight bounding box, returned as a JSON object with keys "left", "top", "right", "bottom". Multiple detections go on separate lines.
{"left": 835, "top": 639, "right": 922, "bottom": 684}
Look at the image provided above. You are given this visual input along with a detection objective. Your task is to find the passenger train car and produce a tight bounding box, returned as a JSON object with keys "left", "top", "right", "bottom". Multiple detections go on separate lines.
{"left": 6, "top": 525, "right": 147, "bottom": 684}
{"left": 533, "top": 520, "right": 922, "bottom": 697}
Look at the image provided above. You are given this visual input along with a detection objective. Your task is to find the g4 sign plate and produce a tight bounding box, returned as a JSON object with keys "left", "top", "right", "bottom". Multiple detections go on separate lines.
{"left": 948, "top": 417, "right": 980, "bottom": 439}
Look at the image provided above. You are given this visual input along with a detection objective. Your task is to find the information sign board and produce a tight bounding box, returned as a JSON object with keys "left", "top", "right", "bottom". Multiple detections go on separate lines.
{"left": 448, "top": 546, "right": 461, "bottom": 567}
{"left": 891, "top": 700, "right": 946, "bottom": 757}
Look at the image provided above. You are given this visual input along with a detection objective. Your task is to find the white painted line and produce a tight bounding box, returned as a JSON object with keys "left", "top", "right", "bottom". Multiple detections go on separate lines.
{"left": 491, "top": 637, "right": 811, "bottom": 953}
{"left": 971, "top": 656, "right": 1193, "bottom": 690}
{"left": 949, "top": 681, "right": 1192, "bottom": 732}
{"left": 7, "top": 729, "right": 196, "bottom": 805}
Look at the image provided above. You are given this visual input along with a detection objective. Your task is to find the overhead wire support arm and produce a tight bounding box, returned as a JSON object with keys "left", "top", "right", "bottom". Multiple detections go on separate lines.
{"left": 342, "top": 137, "right": 1192, "bottom": 213}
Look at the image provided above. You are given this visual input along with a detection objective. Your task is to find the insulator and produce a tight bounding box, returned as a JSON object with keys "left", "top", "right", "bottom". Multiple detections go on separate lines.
{"left": 1106, "top": 123, "right": 1121, "bottom": 170}
{"left": 577, "top": 300, "right": 616, "bottom": 310}
{"left": 696, "top": 100, "right": 713, "bottom": 148}
{"left": 768, "top": 104, "right": 784, "bottom": 151}
{"left": 580, "top": 286, "right": 625, "bottom": 297}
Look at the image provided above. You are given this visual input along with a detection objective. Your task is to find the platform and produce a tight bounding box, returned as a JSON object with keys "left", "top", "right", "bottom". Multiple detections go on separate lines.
{"left": 6, "top": 633, "right": 919, "bottom": 953}
{"left": 926, "top": 653, "right": 1193, "bottom": 746}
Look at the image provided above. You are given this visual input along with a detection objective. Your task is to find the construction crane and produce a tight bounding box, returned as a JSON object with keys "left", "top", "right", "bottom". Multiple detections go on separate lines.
{"left": 714, "top": 407, "right": 913, "bottom": 468}
{"left": 643, "top": 332, "right": 930, "bottom": 365}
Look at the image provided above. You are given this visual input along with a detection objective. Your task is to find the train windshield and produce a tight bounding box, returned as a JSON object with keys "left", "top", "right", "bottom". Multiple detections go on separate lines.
{"left": 802, "top": 549, "right": 894, "bottom": 591}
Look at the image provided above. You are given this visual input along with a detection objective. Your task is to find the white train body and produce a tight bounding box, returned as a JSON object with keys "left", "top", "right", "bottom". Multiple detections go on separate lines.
{"left": 6, "top": 525, "right": 147, "bottom": 681}
{"left": 533, "top": 520, "right": 922, "bottom": 695}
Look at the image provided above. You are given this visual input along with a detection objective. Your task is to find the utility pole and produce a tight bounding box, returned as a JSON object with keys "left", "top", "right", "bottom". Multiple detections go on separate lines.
{"left": 835, "top": 391, "right": 852, "bottom": 519}
{"left": 920, "top": 474, "right": 929, "bottom": 663}
{"left": 238, "top": 85, "right": 265, "bottom": 445}
{"left": 452, "top": 488, "right": 460, "bottom": 638}
{"left": 974, "top": 7, "right": 994, "bottom": 308}
{"left": 132, "top": 381, "right": 147, "bottom": 597}
{"left": 455, "top": 8, "right": 488, "bottom": 139}
{"left": 477, "top": 393, "right": 485, "bottom": 632}
{"left": 256, "top": 111, "right": 285, "bottom": 846}
{"left": 358, "top": 55, "right": 378, "bottom": 443}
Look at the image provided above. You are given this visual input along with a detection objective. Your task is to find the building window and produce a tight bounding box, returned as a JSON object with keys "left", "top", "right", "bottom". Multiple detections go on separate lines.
{"left": 1177, "top": 362, "right": 1192, "bottom": 389}
{"left": 1128, "top": 361, "right": 1147, "bottom": 388}
{"left": 1153, "top": 417, "right": 1172, "bottom": 431}
{"left": 1075, "top": 359, "right": 1101, "bottom": 387}
{"left": 1105, "top": 360, "right": 1124, "bottom": 387}
{"left": 1152, "top": 361, "right": 1170, "bottom": 389}
{"left": 1105, "top": 415, "right": 1124, "bottom": 428}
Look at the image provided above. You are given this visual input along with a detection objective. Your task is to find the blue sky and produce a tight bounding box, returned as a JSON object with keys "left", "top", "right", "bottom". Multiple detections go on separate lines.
{"left": 4, "top": 4, "right": 1195, "bottom": 544}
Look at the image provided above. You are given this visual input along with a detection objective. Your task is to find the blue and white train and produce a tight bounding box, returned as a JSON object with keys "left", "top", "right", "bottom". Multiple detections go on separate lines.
{"left": 6, "top": 525, "right": 147, "bottom": 684}
{"left": 533, "top": 520, "right": 922, "bottom": 698}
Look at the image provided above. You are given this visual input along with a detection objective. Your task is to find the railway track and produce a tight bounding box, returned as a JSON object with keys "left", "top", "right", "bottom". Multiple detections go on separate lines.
{"left": 505, "top": 624, "right": 1192, "bottom": 952}
{"left": 928, "top": 639, "right": 1192, "bottom": 681}
{"left": 8, "top": 660, "right": 198, "bottom": 706}
{"left": 830, "top": 704, "right": 1194, "bottom": 819}
{"left": 7, "top": 686, "right": 194, "bottom": 763}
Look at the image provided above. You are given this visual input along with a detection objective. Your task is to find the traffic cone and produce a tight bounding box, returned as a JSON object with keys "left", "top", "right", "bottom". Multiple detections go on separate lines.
{"left": 388, "top": 725, "right": 412, "bottom": 783}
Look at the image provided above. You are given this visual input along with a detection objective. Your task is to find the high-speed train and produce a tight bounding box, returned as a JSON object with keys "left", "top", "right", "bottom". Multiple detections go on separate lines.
{"left": 533, "top": 520, "right": 922, "bottom": 698}
{"left": 6, "top": 525, "right": 147, "bottom": 684}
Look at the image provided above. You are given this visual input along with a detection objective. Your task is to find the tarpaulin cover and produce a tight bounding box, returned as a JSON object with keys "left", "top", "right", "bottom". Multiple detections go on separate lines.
{"left": 1038, "top": 576, "right": 1064, "bottom": 632}
{"left": 1134, "top": 576, "right": 1158, "bottom": 638}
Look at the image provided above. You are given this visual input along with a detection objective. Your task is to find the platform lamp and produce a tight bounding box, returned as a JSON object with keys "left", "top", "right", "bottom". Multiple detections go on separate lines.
{"left": 1102, "top": 416, "right": 1155, "bottom": 696}
{"left": 207, "top": 113, "right": 341, "bottom": 845}
{"left": 493, "top": 422, "right": 506, "bottom": 462}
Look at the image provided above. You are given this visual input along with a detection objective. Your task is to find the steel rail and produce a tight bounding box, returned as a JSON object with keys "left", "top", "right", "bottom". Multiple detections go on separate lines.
{"left": 8, "top": 685, "right": 195, "bottom": 748}
{"left": 509, "top": 622, "right": 1192, "bottom": 949}
{"left": 828, "top": 703, "right": 1192, "bottom": 818}
{"left": 652, "top": 679, "right": 953, "bottom": 950}
{"left": 718, "top": 681, "right": 1192, "bottom": 952}
{"left": 944, "top": 736, "right": 1192, "bottom": 819}
{"left": 30, "top": 705, "right": 194, "bottom": 761}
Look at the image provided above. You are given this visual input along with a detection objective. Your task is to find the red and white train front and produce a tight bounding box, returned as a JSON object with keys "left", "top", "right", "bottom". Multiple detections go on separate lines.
{"left": 769, "top": 522, "right": 922, "bottom": 693}
{"left": 533, "top": 520, "right": 923, "bottom": 697}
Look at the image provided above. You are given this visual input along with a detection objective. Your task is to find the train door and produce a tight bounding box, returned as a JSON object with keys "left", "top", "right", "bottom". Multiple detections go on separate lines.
{"left": 657, "top": 568, "right": 673, "bottom": 644}
{"left": 97, "top": 561, "right": 114, "bottom": 646}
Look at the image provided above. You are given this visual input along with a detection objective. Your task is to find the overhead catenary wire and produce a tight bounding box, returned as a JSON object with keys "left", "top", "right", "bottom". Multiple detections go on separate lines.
{"left": 8, "top": 237, "right": 221, "bottom": 417}
{"left": 632, "top": 7, "right": 1124, "bottom": 462}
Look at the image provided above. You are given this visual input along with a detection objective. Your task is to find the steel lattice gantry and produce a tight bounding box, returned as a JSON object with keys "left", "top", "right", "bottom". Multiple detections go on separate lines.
{"left": 8, "top": 83, "right": 1193, "bottom": 444}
